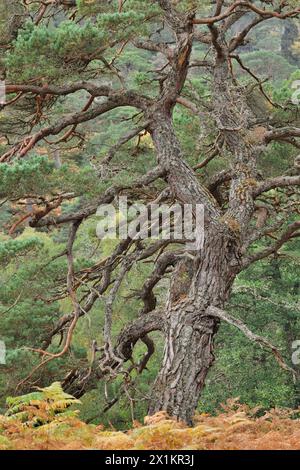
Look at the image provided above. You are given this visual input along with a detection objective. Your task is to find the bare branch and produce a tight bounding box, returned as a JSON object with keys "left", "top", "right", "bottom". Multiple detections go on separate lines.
{"left": 132, "top": 39, "right": 173, "bottom": 59}
{"left": 100, "top": 121, "right": 151, "bottom": 167}
{"left": 229, "top": 16, "right": 266, "bottom": 51}
{"left": 193, "top": 2, "right": 300, "bottom": 25}
{"left": 31, "top": 165, "right": 166, "bottom": 227}
{"left": 62, "top": 308, "right": 164, "bottom": 397}
{"left": 1, "top": 90, "right": 151, "bottom": 161}
{"left": 242, "top": 221, "right": 300, "bottom": 267}
{"left": 206, "top": 305, "right": 297, "bottom": 380}
{"left": 253, "top": 175, "right": 300, "bottom": 197}
{"left": 264, "top": 127, "right": 300, "bottom": 144}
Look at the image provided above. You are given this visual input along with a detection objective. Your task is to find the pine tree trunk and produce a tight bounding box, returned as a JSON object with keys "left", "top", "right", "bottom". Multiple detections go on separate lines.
{"left": 146, "top": 86, "right": 244, "bottom": 423}
{"left": 148, "top": 310, "right": 218, "bottom": 425}
{"left": 148, "top": 228, "right": 240, "bottom": 425}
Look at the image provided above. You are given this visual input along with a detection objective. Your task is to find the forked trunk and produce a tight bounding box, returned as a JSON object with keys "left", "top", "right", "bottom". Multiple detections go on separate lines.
{"left": 149, "top": 50, "right": 259, "bottom": 423}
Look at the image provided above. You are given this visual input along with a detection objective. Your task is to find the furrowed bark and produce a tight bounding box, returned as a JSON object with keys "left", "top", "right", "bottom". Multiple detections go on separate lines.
{"left": 148, "top": 224, "right": 240, "bottom": 424}
{"left": 146, "top": 104, "right": 241, "bottom": 423}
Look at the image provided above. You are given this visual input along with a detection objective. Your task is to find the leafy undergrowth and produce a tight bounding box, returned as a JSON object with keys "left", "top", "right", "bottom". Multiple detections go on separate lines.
{"left": 1, "top": 385, "right": 300, "bottom": 450}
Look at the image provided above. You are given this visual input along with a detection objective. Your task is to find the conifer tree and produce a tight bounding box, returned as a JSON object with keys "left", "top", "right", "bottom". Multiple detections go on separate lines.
{"left": 1, "top": 0, "right": 300, "bottom": 424}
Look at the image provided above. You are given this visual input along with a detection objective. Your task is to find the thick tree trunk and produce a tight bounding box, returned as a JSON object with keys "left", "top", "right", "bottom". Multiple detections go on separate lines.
{"left": 148, "top": 227, "right": 239, "bottom": 424}
{"left": 146, "top": 97, "right": 243, "bottom": 423}
{"left": 148, "top": 310, "right": 218, "bottom": 425}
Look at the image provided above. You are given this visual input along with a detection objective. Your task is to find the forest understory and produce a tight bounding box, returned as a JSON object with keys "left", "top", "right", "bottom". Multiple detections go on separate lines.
{"left": 2, "top": 403, "right": 300, "bottom": 450}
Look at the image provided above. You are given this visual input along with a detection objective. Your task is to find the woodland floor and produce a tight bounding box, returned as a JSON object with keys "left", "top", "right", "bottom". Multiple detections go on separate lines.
{"left": 1, "top": 403, "right": 300, "bottom": 450}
